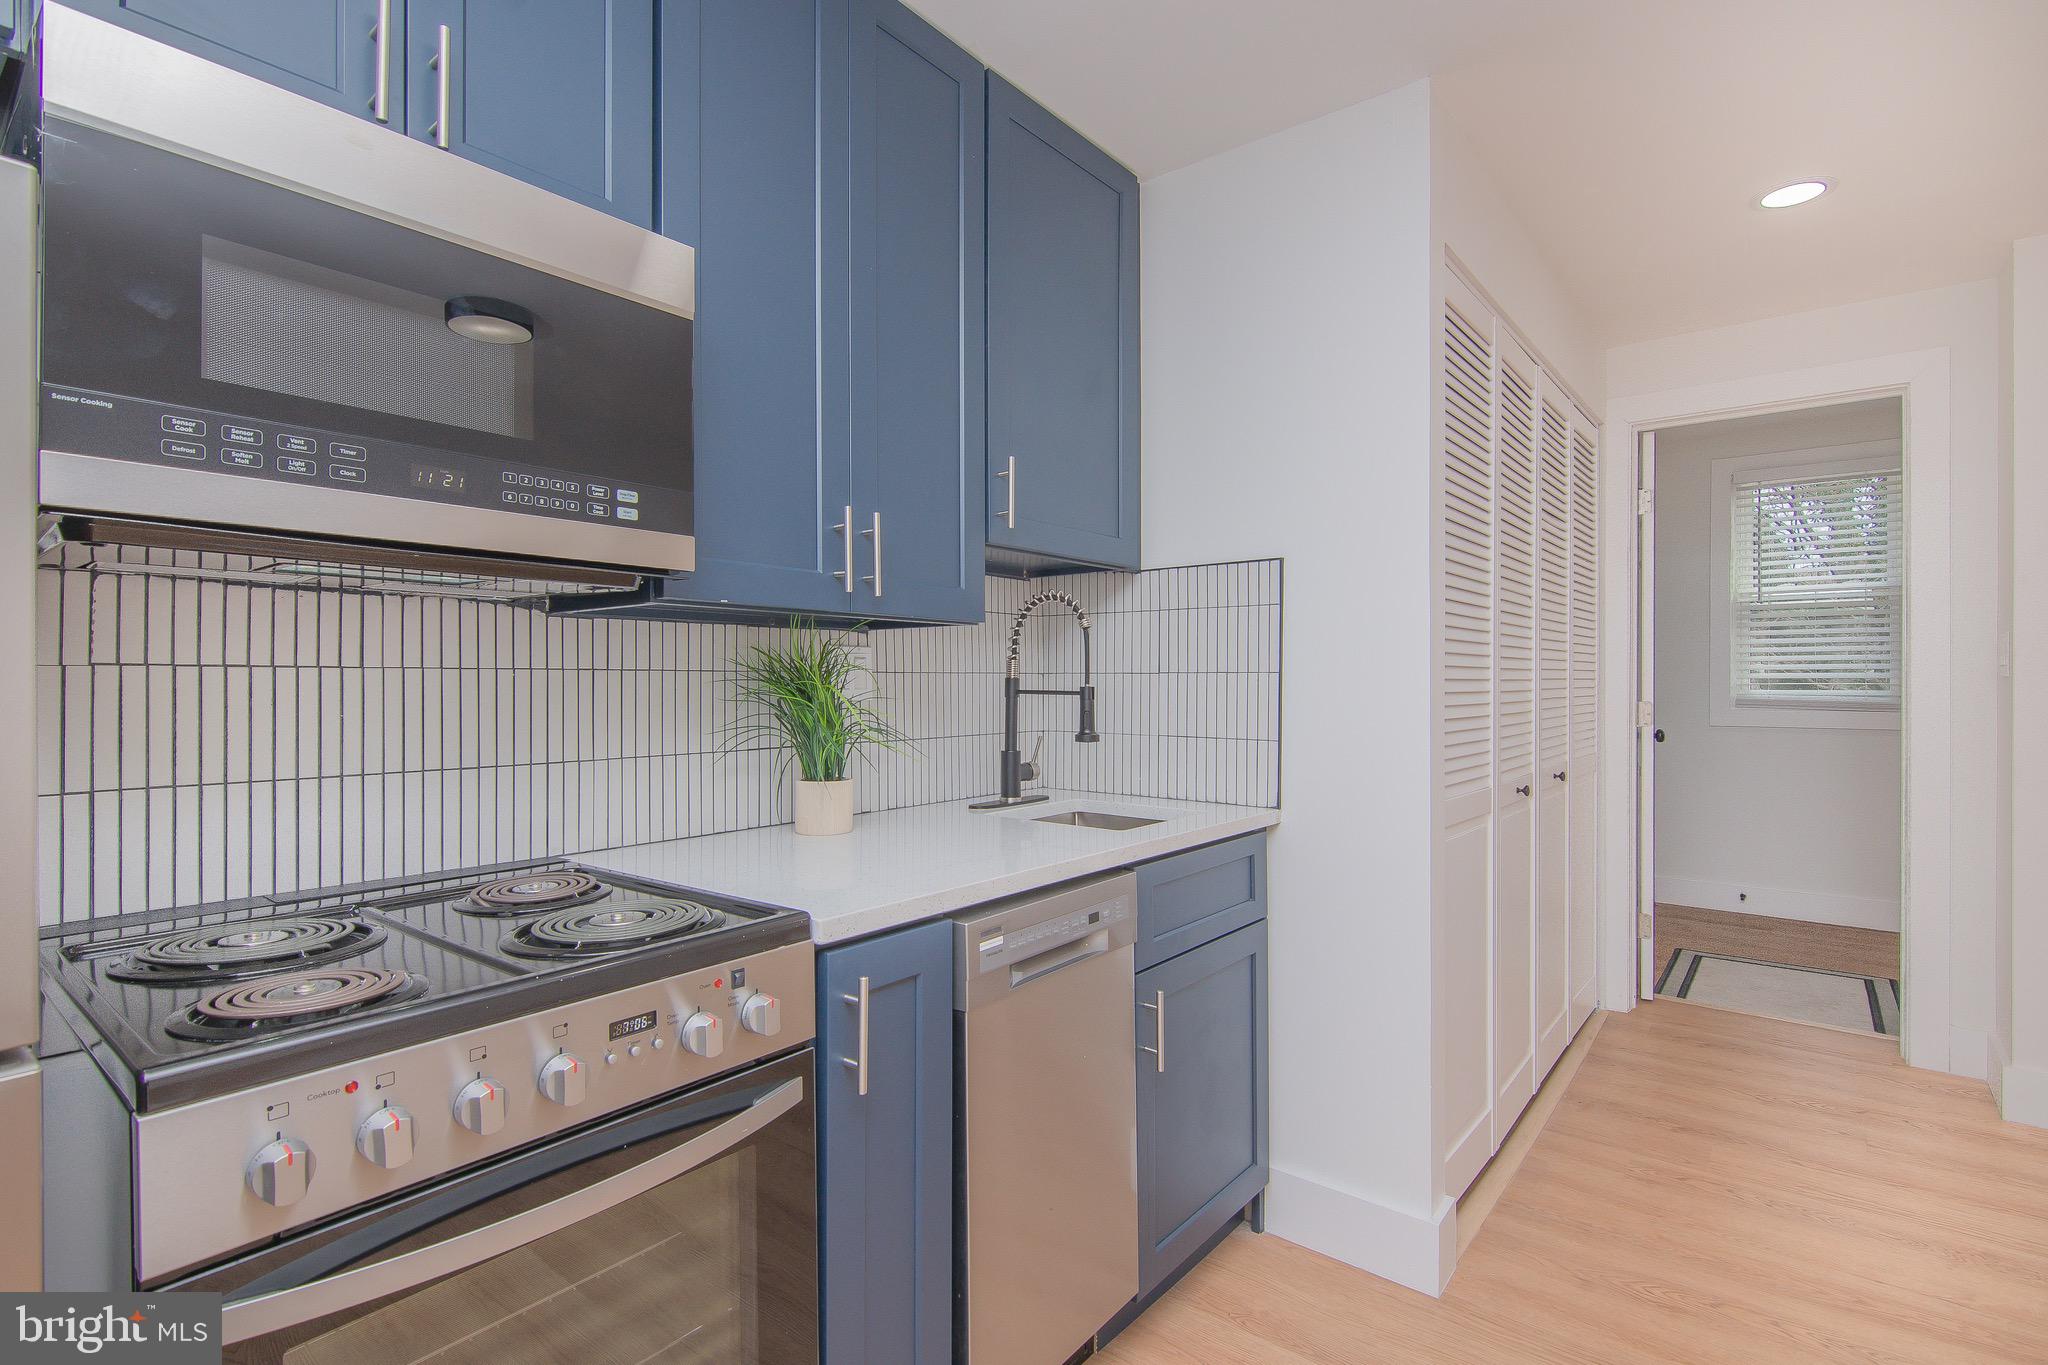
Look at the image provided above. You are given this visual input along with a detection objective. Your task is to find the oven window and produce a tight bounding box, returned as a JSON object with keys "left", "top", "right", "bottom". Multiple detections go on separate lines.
{"left": 198, "top": 1056, "right": 815, "bottom": 1365}
{"left": 200, "top": 237, "right": 534, "bottom": 440}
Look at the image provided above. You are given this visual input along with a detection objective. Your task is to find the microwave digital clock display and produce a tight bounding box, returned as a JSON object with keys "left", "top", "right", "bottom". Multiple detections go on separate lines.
{"left": 412, "top": 464, "right": 467, "bottom": 492}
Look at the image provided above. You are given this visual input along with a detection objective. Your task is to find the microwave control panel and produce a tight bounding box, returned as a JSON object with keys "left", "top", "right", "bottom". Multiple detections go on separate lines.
{"left": 38, "top": 386, "right": 690, "bottom": 536}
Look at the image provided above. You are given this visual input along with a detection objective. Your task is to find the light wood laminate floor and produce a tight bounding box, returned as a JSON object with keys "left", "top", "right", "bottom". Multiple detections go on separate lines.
{"left": 1100, "top": 1001, "right": 2048, "bottom": 1364}
{"left": 1655, "top": 902, "right": 1901, "bottom": 982}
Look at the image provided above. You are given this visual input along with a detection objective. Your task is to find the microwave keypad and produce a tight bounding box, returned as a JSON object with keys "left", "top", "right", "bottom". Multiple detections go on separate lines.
{"left": 40, "top": 386, "right": 684, "bottom": 537}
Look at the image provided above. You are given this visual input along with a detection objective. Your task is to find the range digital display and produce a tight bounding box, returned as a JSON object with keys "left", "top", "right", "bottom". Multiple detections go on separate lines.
{"left": 609, "top": 1010, "right": 658, "bottom": 1041}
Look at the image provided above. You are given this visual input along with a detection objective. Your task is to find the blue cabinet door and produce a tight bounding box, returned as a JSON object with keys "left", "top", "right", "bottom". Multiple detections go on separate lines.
{"left": 1135, "top": 919, "right": 1268, "bottom": 1298}
{"left": 645, "top": 0, "right": 856, "bottom": 617}
{"left": 845, "top": 0, "right": 984, "bottom": 624}
{"left": 66, "top": 0, "right": 395, "bottom": 120}
{"left": 985, "top": 73, "right": 1140, "bottom": 572}
{"left": 817, "top": 921, "right": 954, "bottom": 1365}
{"left": 1, "top": 0, "right": 25, "bottom": 58}
{"left": 405, "top": 0, "right": 654, "bottom": 226}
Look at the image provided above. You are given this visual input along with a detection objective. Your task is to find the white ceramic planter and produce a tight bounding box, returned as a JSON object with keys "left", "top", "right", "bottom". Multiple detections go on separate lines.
{"left": 793, "top": 778, "right": 855, "bottom": 837}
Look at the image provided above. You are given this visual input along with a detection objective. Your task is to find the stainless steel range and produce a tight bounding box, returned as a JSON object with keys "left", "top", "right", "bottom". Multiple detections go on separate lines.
{"left": 39, "top": 862, "right": 818, "bottom": 1364}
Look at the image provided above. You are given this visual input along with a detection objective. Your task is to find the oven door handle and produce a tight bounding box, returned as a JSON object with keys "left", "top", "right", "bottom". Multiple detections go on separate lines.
{"left": 220, "top": 1075, "right": 803, "bottom": 1345}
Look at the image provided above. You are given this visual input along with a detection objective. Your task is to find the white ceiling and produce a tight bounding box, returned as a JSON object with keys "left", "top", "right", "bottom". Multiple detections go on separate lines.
{"left": 914, "top": 0, "right": 2048, "bottom": 346}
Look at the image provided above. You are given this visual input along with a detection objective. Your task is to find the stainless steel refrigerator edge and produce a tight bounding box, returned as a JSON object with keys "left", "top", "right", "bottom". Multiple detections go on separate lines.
{"left": 955, "top": 874, "right": 1138, "bottom": 1365}
{"left": 0, "top": 152, "right": 43, "bottom": 1293}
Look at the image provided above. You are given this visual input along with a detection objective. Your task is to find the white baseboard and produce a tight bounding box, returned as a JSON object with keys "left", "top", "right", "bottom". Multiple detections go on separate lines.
{"left": 1654, "top": 875, "right": 1900, "bottom": 933}
{"left": 1946, "top": 1027, "right": 1988, "bottom": 1082}
{"left": 2001, "top": 1057, "right": 2048, "bottom": 1130}
{"left": 1264, "top": 1168, "right": 1456, "bottom": 1297}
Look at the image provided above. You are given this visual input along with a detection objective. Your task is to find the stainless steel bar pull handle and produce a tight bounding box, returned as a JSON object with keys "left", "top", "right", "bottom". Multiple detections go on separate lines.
{"left": 430, "top": 24, "right": 452, "bottom": 148}
{"left": 996, "top": 456, "right": 1017, "bottom": 526}
{"left": 369, "top": 0, "right": 392, "bottom": 122}
{"left": 861, "top": 511, "right": 883, "bottom": 598}
{"left": 1139, "top": 989, "right": 1165, "bottom": 1072}
{"left": 842, "top": 976, "right": 870, "bottom": 1096}
{"left": 832, "top": 506, "right": 854, "bottom": 594}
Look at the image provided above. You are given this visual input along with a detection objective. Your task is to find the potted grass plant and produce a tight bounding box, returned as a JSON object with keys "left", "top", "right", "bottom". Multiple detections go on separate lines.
{"left": 727, "top": 620, "right": 908, "bottom": 836}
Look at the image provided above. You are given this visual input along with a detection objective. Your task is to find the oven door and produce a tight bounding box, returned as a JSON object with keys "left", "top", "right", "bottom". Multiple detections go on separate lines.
{"left": 182, "top": 1051, "right": 815, "bottom": 1365}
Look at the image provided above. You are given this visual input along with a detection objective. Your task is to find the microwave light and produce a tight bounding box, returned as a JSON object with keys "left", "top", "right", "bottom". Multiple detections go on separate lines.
{"left": 445, "top": 296, "right": 535, "bottom": 345}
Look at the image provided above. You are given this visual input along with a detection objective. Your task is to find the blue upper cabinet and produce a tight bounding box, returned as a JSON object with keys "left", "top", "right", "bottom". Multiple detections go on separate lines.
{"left": 404, "top": 0, "right": 654, "bottom": 226}
{"left": 64, "top": 0, "right": 393, "bottom": 119}
{"left": 985, "top": 73, "right": 1141, "bottom": 573}
{"left": 643, "top": 0, "right": 856, "bottom": 618}
{"left": 846, "top": 0, "right": 985, "bottom": 623}
{"left": 642, "top": 0, "right": 982, "bottom": 625}
{"left": 817, "top": 921, "right": 954, "bottom": 1365}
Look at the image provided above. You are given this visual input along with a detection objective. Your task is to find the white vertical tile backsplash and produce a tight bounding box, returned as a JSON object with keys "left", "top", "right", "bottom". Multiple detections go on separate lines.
{"left": 36, "top": 551, "right": 1281, "bottom": 922}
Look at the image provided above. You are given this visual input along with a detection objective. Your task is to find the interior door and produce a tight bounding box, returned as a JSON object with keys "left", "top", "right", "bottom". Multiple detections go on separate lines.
{"left": 1491, "top": 330, "right": 1539, "bottom": 1139}
{"left": 1637, "top": 430, "right": 1658, "bottom": 998}
{"left": 1534, "top": 388, "right": 1572, "bottom": 1076}
{"left": 1568, "top": 409, "right": 1601, "bottom": 1032}
{"left": 406, "top": 0, "right": 655, "bottom": 226}
{"left": 1434, "top": 278, "right": 1496, "bottom": 1196}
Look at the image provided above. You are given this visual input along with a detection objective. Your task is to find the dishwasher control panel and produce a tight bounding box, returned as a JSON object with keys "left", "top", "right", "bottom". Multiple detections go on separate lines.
{"left": 954, "top": 872, "right": 1136, "bottom": 1007}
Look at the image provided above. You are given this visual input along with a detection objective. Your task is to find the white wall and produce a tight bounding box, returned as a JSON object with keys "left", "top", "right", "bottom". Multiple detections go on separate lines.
{"left": 2003, "top": 235, "right": 2048, "bottom": 1124}
{"left": 1607, "top": 278, "right": 2005, "bottom": 1078}
{"left": 1651, "top": 402, "right": 1903, "bottom": 932}
{"left": 1143, "top": 76, "right": 1600, "bottom": 1294}
{"left": 1143, "top": 77, "right": 1443, "bottom": 1292}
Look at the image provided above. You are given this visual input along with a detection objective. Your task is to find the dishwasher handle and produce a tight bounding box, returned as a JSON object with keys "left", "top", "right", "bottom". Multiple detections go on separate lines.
{"left": 1006, "top": 927, "right": 1111, "bottom": 989}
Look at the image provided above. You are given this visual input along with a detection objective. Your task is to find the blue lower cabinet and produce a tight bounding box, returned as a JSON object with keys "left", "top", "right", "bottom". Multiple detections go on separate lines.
{"left": 817, "top": 921, "right": 954, "bottom": 1365}
{"left": 1135, "top": 918, "right": 1268, "bottom": 1298}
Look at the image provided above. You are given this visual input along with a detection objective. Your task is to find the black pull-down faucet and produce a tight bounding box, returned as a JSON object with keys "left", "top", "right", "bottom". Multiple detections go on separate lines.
{"left": 969, "top": 590, "right": 1097, "bottom": 809}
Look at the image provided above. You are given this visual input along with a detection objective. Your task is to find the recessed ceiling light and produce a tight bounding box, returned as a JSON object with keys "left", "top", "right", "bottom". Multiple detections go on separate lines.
{"left": 1759, "top": 180, "right": 1830, "bottom": 209}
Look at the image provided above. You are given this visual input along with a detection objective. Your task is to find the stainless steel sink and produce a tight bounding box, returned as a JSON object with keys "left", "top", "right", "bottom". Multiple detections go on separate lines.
{"left": 1033, "top": 810, "right": 1163, "bottom": 831}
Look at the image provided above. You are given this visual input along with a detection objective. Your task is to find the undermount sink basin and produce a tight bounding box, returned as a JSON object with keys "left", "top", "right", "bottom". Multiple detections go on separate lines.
{"left": 1033, "top": 810, "right": 1163, "bottom": 831}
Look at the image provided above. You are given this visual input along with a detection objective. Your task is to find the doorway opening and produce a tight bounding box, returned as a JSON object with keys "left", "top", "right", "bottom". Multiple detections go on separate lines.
{"left": 1642, "top": 398, "right": 1904, "bottom": 1042}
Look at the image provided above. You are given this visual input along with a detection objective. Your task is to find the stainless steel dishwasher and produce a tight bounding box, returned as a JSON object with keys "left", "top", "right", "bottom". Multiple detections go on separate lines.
{"left": 955, "top": 872, "right": 1138, "bottom": 1365}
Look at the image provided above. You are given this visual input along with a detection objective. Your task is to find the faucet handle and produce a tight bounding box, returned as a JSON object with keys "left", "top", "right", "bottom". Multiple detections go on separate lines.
{"left": 1019, "top": 735, "right": 1043, "bottom": 785}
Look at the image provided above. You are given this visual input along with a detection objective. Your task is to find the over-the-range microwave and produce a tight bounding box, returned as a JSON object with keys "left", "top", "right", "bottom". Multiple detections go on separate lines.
{"left": 32, "top": 4, "right": 696, "bottom": 585}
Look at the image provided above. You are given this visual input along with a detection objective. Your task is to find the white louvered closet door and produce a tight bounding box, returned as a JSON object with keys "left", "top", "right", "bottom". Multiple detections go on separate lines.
{"left": 1567, "top": 409, "right": 1601, "bottom": 1033}
{"left": 1436, "top": 276, "right": 1498, "bottom": 1198}
{"left": 1533, "top": 386, "right": 1572, "bottom": 1079}
{"left": 1490, "top": 328, "right": 1539, "bottom": 1146}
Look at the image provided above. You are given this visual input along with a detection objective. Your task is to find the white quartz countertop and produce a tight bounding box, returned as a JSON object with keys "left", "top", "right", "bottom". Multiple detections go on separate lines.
{"left": 574, "top": 792, "right": 1280, "bottom": 945}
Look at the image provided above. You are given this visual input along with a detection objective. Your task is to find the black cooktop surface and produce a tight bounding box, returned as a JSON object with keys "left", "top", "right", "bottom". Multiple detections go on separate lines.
{"left": 40, "top": 860, "right": 808, "bottom": 1112}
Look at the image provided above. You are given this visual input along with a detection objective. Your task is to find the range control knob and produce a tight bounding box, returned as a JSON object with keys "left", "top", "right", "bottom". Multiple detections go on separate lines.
{"left": 246, "top": 1137, "right": 315, "bottom": 1207}
{"left": 538, "top": 1053, "right": 587, "bottom": 1106}
{"left": 679, "top": 1011, "right": 725, "bottom": 1059}
{"left": 355, "top": 1105, "right": 416, "bottom": 1169}
{"left": 453, "top": 1078, "right": 507, "bottom": 1136}
{"left": 738, "top": 991, "right": 783, "bottom": 1038}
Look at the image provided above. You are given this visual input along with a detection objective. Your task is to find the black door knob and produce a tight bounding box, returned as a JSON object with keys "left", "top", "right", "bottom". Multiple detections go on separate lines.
{"left": 1653, "top": 728, "right": 1665, "bottom": 743}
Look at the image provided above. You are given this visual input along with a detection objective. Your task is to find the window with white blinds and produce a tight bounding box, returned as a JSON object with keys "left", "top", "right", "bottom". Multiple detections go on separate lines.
{"left": 1718, "top": 454, "right": 1902, "bottom": 719}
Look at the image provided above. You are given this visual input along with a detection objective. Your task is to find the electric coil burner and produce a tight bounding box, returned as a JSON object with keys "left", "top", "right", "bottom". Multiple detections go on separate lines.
{"left": 503, "top": 900, "right": 725, "bottom": 960}
{"left": 107, "top": 914, "right": 387, "bottom": 985}
{"left": 461, "top": 871, "right": 612, "bottom": 916}
{"left": 167, "top": 967, "right": 428, "bottom": 1042}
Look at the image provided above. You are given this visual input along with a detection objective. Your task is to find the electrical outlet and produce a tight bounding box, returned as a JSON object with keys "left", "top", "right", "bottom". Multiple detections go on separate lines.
{"left": 845, "top": 645, "right": 876, "bottom": 699}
